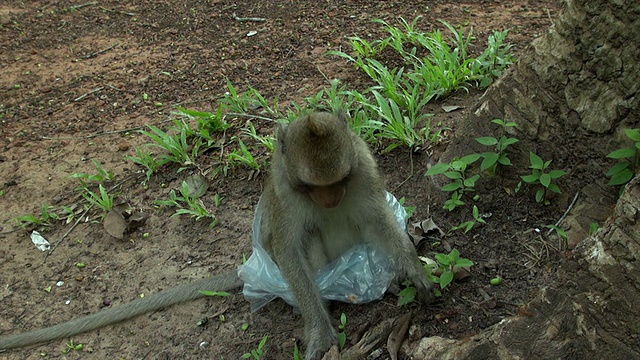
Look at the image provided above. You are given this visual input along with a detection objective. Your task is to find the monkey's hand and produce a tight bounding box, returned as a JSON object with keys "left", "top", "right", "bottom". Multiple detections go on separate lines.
{"left": 305, "top": 321, "right": 337, "bottom": 360}
{"left": 406, "top": 263, "right": 436, "bottom": 304}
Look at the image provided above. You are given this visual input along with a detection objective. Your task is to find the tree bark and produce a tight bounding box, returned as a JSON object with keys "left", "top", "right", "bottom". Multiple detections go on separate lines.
{"left": 416, "top": 0, "right": 640, "bottom": 358}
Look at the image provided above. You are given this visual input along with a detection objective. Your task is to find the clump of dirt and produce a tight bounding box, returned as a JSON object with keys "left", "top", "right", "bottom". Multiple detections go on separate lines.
{"left": 1, "top": 1, "right": 610, "bottom": 359}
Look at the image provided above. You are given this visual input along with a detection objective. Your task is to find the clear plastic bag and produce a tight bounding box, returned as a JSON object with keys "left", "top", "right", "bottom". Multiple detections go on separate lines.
{"left": 237, "top": 192, "right": 408, "bottom": 312}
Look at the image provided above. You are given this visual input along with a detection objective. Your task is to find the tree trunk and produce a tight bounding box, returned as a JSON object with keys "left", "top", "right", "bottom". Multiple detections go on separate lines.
{"left": 415, "top": 0, "right": 640, "bottom": 358}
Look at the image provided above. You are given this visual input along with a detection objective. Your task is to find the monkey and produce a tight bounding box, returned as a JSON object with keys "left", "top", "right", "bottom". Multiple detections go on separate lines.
{"left": 0, "top": 111, "right": 433, "bottom": 359}
{"left": 259, "top": 111, "right": 433, "bottom": 358}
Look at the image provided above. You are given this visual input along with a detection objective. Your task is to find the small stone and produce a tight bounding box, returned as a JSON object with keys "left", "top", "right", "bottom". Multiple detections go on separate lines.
{"left": 118, "top": 141, "right": 130, "bottom": 151}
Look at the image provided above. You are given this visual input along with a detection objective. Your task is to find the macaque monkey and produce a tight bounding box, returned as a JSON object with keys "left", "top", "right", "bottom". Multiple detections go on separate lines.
{"left": 0, "top": 111, "right": 433, "bottom": 359}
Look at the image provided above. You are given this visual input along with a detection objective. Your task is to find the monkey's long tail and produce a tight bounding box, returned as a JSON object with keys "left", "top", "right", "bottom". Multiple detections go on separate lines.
{"left": 0, "top": 270, "right": 242, "bottom": 350}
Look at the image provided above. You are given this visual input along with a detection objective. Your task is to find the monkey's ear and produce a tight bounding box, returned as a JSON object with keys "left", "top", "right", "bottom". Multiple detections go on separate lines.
{"left": 276, "top": 123, "right": 288, "bottom": 154}
{"left": 336, "top": 109, "right": 350, "bottom": 125}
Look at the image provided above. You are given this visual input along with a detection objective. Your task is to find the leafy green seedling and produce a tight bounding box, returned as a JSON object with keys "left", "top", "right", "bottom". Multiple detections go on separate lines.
{"left": 606, "top": 128, "right": 640, "bottom": 187}
{"left": 520, "top": 152, "right": 566, "bottom": 204}
{"left": 227, "top": 138, "right": 262, "bottom": 170}
{"left": 398, "top": 196, "right": 416, "bottom": 218}
{"left": 13, "top": 203, "right": 61, "bottom": 228}
{"left": 199, "top": 290, "right": 230, "bottom": 297}
{"left": 79, "top": 184, "right": 115, "bottom": 213}
{"left": 126, "top": 147, "right": 166, "bottom": 183}
{"left": 155, "top": 181, "right": 218, "bottom": 228}
{"left": 450, "top": 205, "right": 486, "bottom": 233}
{"left": 476, "top": 119, "right": 519, "bottom": 174}
{"left": 490, "top": 276, "right": 503, "bottom": 286}
{"left": 69, "top": 159, "right": 115, "bottom": 183}
{"left": 589, "top": 222, "right": 599, "bottom": 236}
{"left": 432, "top": 249, "right": 474, "bottom": 290}
{"left": 545, "top": 224, "right": 567, "bottom": 241}
{"left": 62, "top": 339, "right": 83, "bottom": 354}
{"left": 337, "top": 313, "right": 347, "bottom": 350}
{"left": 242, "top": 335, "right": 268, "bottom": 359}
{"left": 398, "top": 280, "right": 417, "bottom": 305}
{"left": 242, "top": 121, "right": 276, "bottom": 152}
{"left": 425, "top": 154, "right": 481, "bottom": 211}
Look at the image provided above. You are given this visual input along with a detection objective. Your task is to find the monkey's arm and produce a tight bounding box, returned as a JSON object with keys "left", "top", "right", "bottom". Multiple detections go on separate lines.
{"left": 0, "top": 269, "right": 241, "bottom": 350}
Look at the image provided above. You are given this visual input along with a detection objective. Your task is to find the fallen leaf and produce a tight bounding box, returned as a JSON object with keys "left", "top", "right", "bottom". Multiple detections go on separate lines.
{"left": 103, "top": 210, "right": 127, "bottom": 239}
{"left": 409, "top": 217, "right": 444, "bottom": 246}
{"left": 185, "top": 174, "right": 209, "bottom": 198}
{"left": 441, "top": 105, "right": 463, "bottom": 113}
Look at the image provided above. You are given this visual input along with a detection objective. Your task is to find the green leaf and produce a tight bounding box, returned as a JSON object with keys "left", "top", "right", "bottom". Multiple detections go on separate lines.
{"left": 435, "top": 253, "right": 451, "bottom": 266}
{"left": 398, "top": 287, "right": 416, "bottom": 306}
{"left": 548, "top": 170, "right": 567, "bottom": 179}
{"left": 501, "top": 137, "right": 519, "bottom": 146}
{"left": 535, "top": 189, "right": 544, "bottom": 203}
{"left": 439, "top": 270, "right": 454, "bottom": 289}
{"left": 540, "top": 173, "right": 551, "bottom": 187}
{"left": 480, "top": 152, "right": 499, "bottom": 171}
{"left": 624, "top": 128, "right": 640, "bottom": 142}
{"left": 607, "top": 147, "right": 635, "bottom": 159}
{"left": 460, "top": 153, "right": 482, "bottom": 165}
{"left": 455, "top": 258, "right": 474, "bottom": 267}
{"left": 476, "top": 137, "right": 499, "bottom": 146}
{"left": 548, "top": 183, "right": 562, "bottom": 194}
{"left": 464, "top": 174, "right": 480, "bottom": 187}
{"left": 497, "top": 156, "right": 512, "bottom": 165}
{"left": 442, "top": 182, "right": 463, "bottom": 192}
{"left": 608, "top": 168, "right": 633, "bottom": 186}
{"left": 521, "top": 174, "right": 539, "bottom": 184}
{"left": 443, "top": 171, "right": 462, "bottom": 180}
{"left": 425, "top": 163, "right": 450, "bottom": 176}
{"left": 529, "top": 152, "right": 543, "bottom": 169}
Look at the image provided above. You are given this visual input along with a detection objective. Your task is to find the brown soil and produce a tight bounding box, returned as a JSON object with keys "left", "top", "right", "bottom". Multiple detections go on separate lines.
{"left": 0, "top": 1, "right": 605, "bottom": 359}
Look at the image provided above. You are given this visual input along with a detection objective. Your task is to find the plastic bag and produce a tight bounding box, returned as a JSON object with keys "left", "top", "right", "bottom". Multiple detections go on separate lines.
{"left": 238, "top": 192, "right": 408, "bottom": 312}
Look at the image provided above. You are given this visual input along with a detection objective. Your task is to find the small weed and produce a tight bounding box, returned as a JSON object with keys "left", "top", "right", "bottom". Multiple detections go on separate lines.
{"left": 589, "top": 222, "right": 599, "bottom": 235}
{"left": 241, "top": 121, "right": 275, "bottom": 152}
{"left": 430, "top": 249, "right": 474, "bottom": 290}
{"left": 398, "top": 196, "right": 416, "bottom": 218}
{"left": 545, "top": 224, "right": 568, "bottom": 241}
{"left": 476, "top": 119, "right": 519, "bottom": 174}
{"left": 606, "top": 128, "right": 640, "bottom": 187}
{"left": 293, "top": 343, "right": 303, "bottom": 360}
{"left": 13, "top": 203, "right": 60, "bottom": 228}
{"left": 398, "top": 280, "right": 417, "bottom": 305}
{"left": 155, "top": 181, "right": 218, "bottom": 228}
{"left": 241, "top": 335, "right": 268, "bottom": 359}
{"left": 199, "top": 290, "right": 230, "bottom": 297}
{"left": 227, "top": 138, "right": 262, "bottom": 170}
{"left": 126, "top": 147, "right": 166, "bottom": 183}
{"left": 450, "top": 205, "right": 486, "bottom": 233}
{"left": 425, "top": 154, "right": 481, "bottom": 211}
{"left": 140, "top": 123, "right": 195, "bottom": 169}
{"left": 69, "top": 159, "right": 115, "bottom": 184}
{"left": 62, "top": 339, "right": 83, "bottom": 354}
{"left": 337, "top": 313, "right": 348, "bottom": 349}
{"left": 520, "top": 152, "right": 567, "bottom": 204}
{"left": 79, "top": 184, "right": 115, "bottom": 213}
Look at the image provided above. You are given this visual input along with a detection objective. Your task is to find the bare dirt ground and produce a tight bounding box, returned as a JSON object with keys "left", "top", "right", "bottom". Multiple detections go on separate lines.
{"left": 0, "top": 1, "right": 611, "bottom": 359}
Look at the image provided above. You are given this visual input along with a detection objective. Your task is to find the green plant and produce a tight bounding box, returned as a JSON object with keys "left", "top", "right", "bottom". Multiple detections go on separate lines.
{"left": 431, "top": 249, "right": 474, "bottom": 290}
{"left": 175, "top": 105, "right": 232, "bottom": 144}
{"left": 140, "top": 122, "right": 198, "bottom": 170}
{"left": 450, "top": 205, "right": 486, "bottom": 233}
{"left": 520, "top": 152, "right": 567, "bottom": 204}
{"left": 398, "top": 196, "right": 416, "bottom": 218}
{"left": 199, "top": 290, "right": 230, "bottom": 297}
{"left": 476, "top": 119, "right": 519, "bottom": 174}
{"left": 62, "top": 339, "right": 83, "bottom": 353}
{"left": 154, "top": 181, "right": 218, "bottom": 228}
{"left": 227, "top": 138, "right": 262, "bottom": 170}
{"left": 241, "top": 335, "right": 268, "bottom": 359}
{"left": 425, "top": 154, "right": 481, "bottom": 211}
{"left": 545, "top": 224, "right": 567, "bottom": 241}
{"left": 69, "top": 159, "right": 115, "bottom": 183}
{"left": 293, "top": 343, "right": 303, "bottom": 360}
{"left": 79, "top": 184, "right": 115, "bottom": 213}
{"left": 398, "top": 280, "right": 418, "bottom": 305}
{"left": 241, "top": 121, "right": 276, "bottom": 152}
{"left": 126, "top": 147, "right": 166, "bottom": 183}
{"left": 337, "top": 313, "right": 347, "bottom": 350}
{"left": 606, "top": 128, "right": 640, "bottom": 186}
{"left": 13, "top": 203, "right": 61, "bottom": 228}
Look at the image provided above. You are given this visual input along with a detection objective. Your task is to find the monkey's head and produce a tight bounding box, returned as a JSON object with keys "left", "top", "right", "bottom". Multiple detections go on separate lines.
{"left": 276, "top": 112, "right": 357, "bottom": 209}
